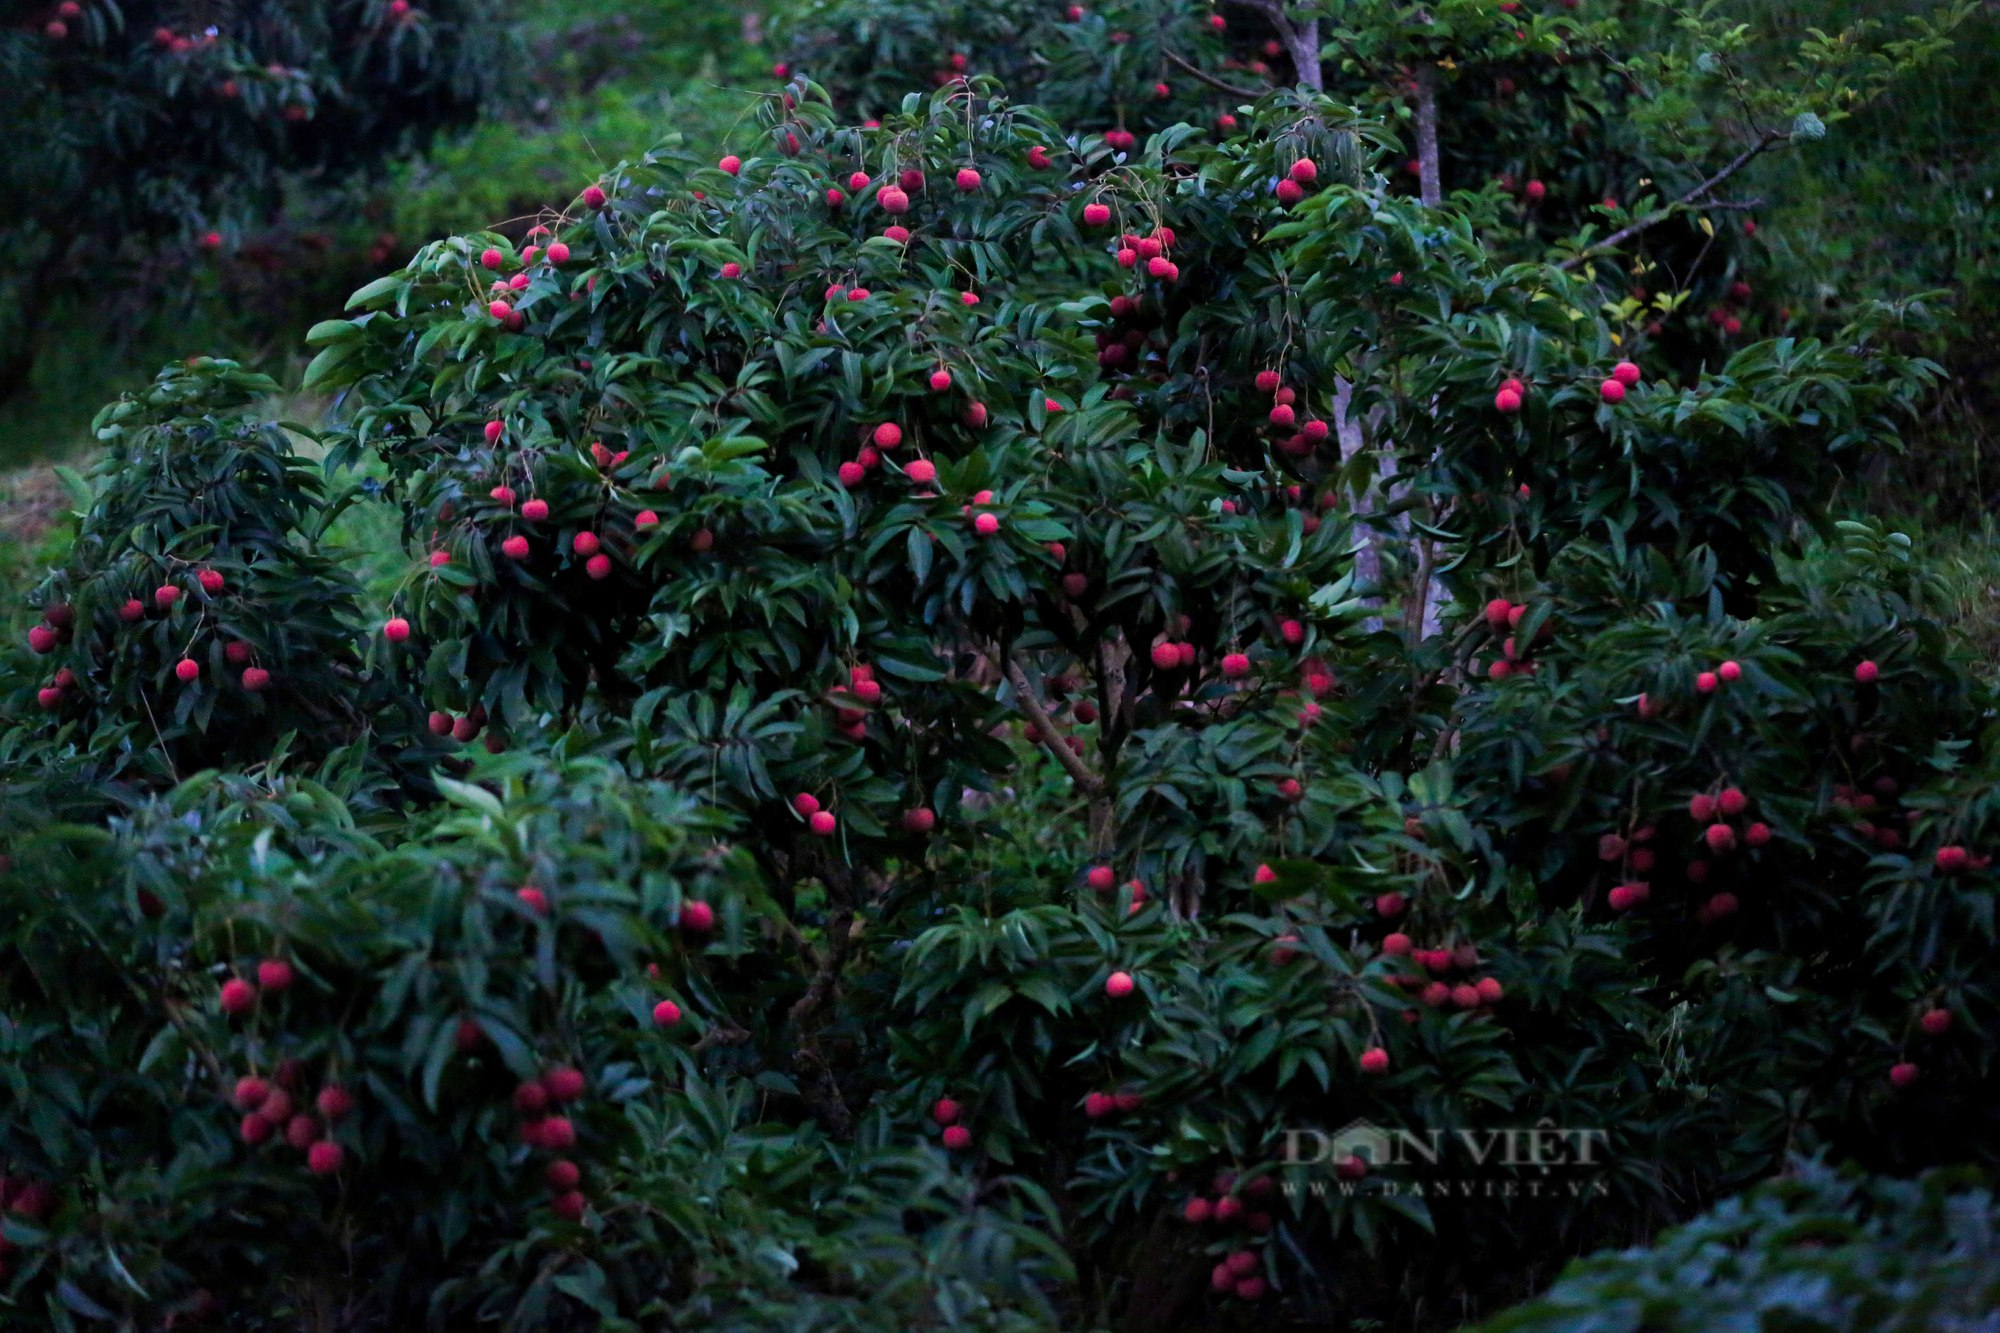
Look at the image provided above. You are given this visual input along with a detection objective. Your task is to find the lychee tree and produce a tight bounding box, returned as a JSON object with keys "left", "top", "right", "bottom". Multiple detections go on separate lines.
{"left": 1, "top": 54, "right": 1997, "bottom": 1333}
{"left": 0, "top": 0, "right": 509, "bottom": 402}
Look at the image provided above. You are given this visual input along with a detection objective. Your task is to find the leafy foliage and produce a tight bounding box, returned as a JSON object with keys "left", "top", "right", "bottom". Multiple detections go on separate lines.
{"left": 0, "top": 4, "right": 1996, "bottom": 1330}
{"left": 13, "top": 358, "right": 435, "bottom": 797}
{"left": 1471, "top": 1162, "right": 2000, "bottom": 1333}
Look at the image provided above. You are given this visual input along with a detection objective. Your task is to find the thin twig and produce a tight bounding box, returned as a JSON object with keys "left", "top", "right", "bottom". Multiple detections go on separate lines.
{"left": 1164, "top": 49, "right": 1264, "bottom": 100}
{"left": 1406, "top": 534, "right": 1436, "bottom": 646}
{"left": 1557, "top": 133, "right": 1788, "bottom": 271}
{"left": 137, "top": 685, "right": 181, "bottom": 785}
{"left": 691, "top": 1021, "right": 751, "bottom": 1054}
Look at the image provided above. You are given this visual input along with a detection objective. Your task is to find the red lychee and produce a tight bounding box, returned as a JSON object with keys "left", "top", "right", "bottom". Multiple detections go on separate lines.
{"left": 220, "top": 978, "right": 257, "bottom": 1015}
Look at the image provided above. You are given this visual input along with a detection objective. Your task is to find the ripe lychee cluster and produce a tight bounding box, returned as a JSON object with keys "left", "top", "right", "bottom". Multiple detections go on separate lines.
{"left": 30, "top": 574, "right": 282, "bottom": 709}
{"left": 931, "top": 1094, "right": 973, "bottom": 1151}
{"left": 1082, "top": 1088, "right": 1142, "bottom": 1119}
{"left": 1082, "top": 866, "right": 1148, "bottom": 914}
{"left": 1480, "top": 597, "right": 1546, "bottom": 680}
{"left": 1831, "top": 779, "right": 1909, "bottom": 852}
{"left": 513, "top": 1066, "right": 588, "bottom": 1218}
{"left": 1249, "top": 371, "right": 1329, "bottom": 458}
{"left": 1591, "top": 823, "right": 1660, "bottom": 913}
{"left": 1934, "top": 844, "right": 1992, "bottom": 875}
{"left": 1694, "top": 658, "right": 1746, "bottom": 695}
{"left": 1274, "top": 156, "right": 1318, "bottom": 208}
{"left": 825, "top": 661, "right": 879, "bottom": 741}
{"left": 1182, "top": 1170, "right": 1279, "bottom": 1299}
{"left": 230, "top": 1057, "right": 353, "bottom": 1176}
{"left": 1382, "top": 935, "right": 1504, "bottom": 1013}
{"left": 1094, "top": 293, "right": 1165, "bottom": 379}
{"left": 426, "top": 703, "right": 492, "bottom": 748}
{"left": 1112, "top": 226, "right": 1181, "bottom": 285}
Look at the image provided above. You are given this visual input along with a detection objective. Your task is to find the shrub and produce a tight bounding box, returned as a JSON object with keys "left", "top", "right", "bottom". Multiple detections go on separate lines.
{"left": 0, "top": 754, "right": 1069, "bottom": 1326}
{"left": 1471, "top": 1161, "right": 2000, "bottom": 1333}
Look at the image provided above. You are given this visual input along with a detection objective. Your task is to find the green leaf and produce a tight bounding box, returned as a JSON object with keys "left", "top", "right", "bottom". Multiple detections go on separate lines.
{"left": 433, "top": 776, "right": 505, "bottom": 819}
{"left": 304, "top": 319, "right": 362, "bottom": 347}
{"left": 301, "top": 343, "right": 359, "bottom": 392}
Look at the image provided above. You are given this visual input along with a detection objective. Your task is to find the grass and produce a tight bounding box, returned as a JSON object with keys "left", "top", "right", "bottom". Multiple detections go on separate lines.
{"left": 1930, "top": 518, "right": 2000, "bottom": 681}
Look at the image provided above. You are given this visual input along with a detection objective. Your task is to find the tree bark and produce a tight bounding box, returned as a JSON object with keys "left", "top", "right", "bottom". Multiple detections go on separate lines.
{"left": 1004, "top": 656, "right": 1116, "bottom": 853}
{"left": 1247, "top": 0, "right": 1322, "bottom": 92}
{"left": 1414, "top": 66, "right": 1443, "bottom": 208}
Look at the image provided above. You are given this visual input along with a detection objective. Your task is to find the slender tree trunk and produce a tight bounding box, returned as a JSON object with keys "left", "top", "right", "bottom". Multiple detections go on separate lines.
{"left": 1247, "top": 5, "right": 1446, "bottom": 641}
{"left": 1287, "top": 19, "right": 1322, "bottom": 92}
{"left": 1398, "top": 29, "right": 1448, "bottom": 639}
{"left": 1334, "top": 378, "right": 1383, "bottom": 633}
{"left": 1414, "top": 66, "right": 1443, "bottom": 208}
{"left": 1410, "top": 68, "right": 1450, "bottom": 638}
{"left": 1248, "top": 0, "right": 1321, "bottom": 92}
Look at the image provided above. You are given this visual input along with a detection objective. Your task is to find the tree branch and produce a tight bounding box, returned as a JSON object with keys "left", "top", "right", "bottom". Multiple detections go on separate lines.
{"left": 1004, "top": 658, "right": 1104, "bottom": 794}
{"left": 1557, "top": 133, "right": 1787, "bottom": 271}
{"left": 1164, "top": 49, "right": 1264, "bottom": 101}
{"left": 691, "top": 1021, "right": 751, "bottom": 1054}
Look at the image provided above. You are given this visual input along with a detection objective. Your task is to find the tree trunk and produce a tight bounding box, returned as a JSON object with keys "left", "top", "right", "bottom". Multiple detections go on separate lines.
{"left": 1414, "top": 65, "right": 1443, "bottom": 208}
